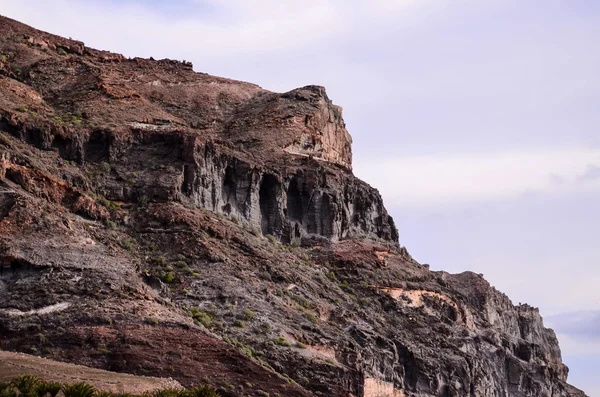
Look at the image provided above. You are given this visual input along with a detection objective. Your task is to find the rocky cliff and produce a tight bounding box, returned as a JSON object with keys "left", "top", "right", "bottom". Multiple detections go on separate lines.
{"left": 0, "top": 15, "right": 587, "bottom": 397}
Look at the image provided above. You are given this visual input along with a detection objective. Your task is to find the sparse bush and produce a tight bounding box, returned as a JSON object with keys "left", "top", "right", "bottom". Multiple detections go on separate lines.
{"left": 152, "top": 255, "right": 168, "bottom": 267}
{"left": 162, "top": 272, "right": 175, "bottom": 283}
{"left": 152, "top": 389, "right": 181, "bottom": 397}
{"left": 233, "top": 320, "right": 245, "bottom": 328}
{"left": 291, "top": 294, "right": 311, "bottom": 310}
{"left": 11, "top": 375, "right": 39, "bottom": 396}
{"left": 295, "top": 342, "right": 307, "bottom": 349}
{"left": 242, "top": 308, "right": 255, "bottom": 321}
{"left": 272, "top": 336, "right": 290, "bottom": 347}
{"left": 190, "top": 308, "right": 214, "bottom": 328}
{"left": 104, "top": 219, "right": 116, "bottom": 229}
{"left": 36, "top": 381, "right": 62, "bottom": 397}
{"left": 137, "top": 195, "right": 149, "bottom": 208}
{"left": 291, "top": 237, "right": 301, "bottom": 248}
{"left": 99, "top": 162, "right": 111, "bottom": 174}
{"left": 266, "top": 234, "right": 277, "bottom": 245}
{"left": 340, "top": 280, "right": 354, "bottom": 294}
{"left": 97, "top": 196, "right": 120, "bottom": 214}
{"left": 187, "top": 385, "right": 220, "bottom": 397}
{"left": 174, "top": 260, "right": 187, "bottom": 268}
{"left": 260, "top": 322, "right": 271, "bottom": 334}
{"left": 120, "top": 237, "right": 137, "bottom": 254}
{"left": 1, "top": 377, "right": 219, "bottom": 397}
{"left": 305, "top": 312, "right": 318, "bottom": 324}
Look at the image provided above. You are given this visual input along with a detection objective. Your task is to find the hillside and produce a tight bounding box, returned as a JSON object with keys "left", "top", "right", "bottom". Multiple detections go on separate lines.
{"left": 0, "top": 15, "right": 587, "bottom": 397}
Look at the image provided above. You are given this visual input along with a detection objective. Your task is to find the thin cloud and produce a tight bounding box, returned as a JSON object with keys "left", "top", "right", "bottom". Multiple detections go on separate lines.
{"left": 547, "top": 311, "right": 600, "bottom": 341}
{"left": 580, "top": 165, "right": 600, "bottom": 181}
{"left": 355, "top": 148, "right": 600, "bottom": 207}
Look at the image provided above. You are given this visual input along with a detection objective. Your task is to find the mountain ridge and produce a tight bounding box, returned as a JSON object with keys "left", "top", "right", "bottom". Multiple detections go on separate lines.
{"left": 0, "top": 15, "right": 587, "bottom": 397}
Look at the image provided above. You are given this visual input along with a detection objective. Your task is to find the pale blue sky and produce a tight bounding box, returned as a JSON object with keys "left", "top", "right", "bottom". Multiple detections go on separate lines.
{"left": 2, "top": 0, "right": 599, "bottom": 394}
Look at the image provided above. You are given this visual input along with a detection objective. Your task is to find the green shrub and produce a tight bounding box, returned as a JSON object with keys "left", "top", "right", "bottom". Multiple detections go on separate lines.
{"left": 61, "top": 382, "right": 96, "bottom": 397}
{"left": 272, "top": 336, "right": 290, "bottom": 347}
{"left": 233, "top": 320, "right": 245, "bottom": 328}
{"left": 120, "top": 237, "right": 137, "bottom": 253}
{"left": 152, "top": 388, "right": 181, "bottom": 397}
{"left": 0, "top": 387, "right": 17, "bottom": 397}
{"left": 152, "top": 255, "right": 168, "bottom": 267}
{"left": 104, "top": 219, "right": 116, "bottom": 229}
{"left": 260, "top": 322, "right": 271, "bottom": 334}
{"left": 137, "top": 195, "right": 149, "bottom": 208}
{"left": 305, "top": 312, "right": 318, "bottom": 324}
{"left": 295, "top": 342, "right": 307, "bottom": 349}
{"left": 174, "top": 260, "right": 187, "bottom": 268}
{"left": 190, "top": 308, "right": 214, "bottom": 329}
{"left": 242, "top": 308, "right": 255, "bottom": 321}
{"left": 97, "top": 196, "right": 120, "bottom": 213}
{"left": 162, "top": 272, "right": 175, "bottom": 283}
{"left": 11, "top": 375, "right": 39, "bottom": 396}
{"left": 266, "top": 234, "right": 277, "bottom": 244}
{"left": 187, "top": 385, "right": 220, "bottom": 397}
{"left": 291, "top": 294, "right": 310, "bottom": 309}
{"left": 1, "top": 377, "right": 219, "bottom": 397}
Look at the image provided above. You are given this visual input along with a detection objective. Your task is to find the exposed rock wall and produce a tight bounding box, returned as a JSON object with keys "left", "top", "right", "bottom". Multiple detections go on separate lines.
{"left": 281, "top": 86, "right": 353, "bottom": 169}
{"left": 181, "top": 136, "right": 396, "bottom": 243}
{"left": 351, "top": 271, "right": 579, "bottom": 397}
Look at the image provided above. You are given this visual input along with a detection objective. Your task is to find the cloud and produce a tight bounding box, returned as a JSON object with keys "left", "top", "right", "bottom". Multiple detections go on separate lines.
{"left": 580, "top": 165, "right": 600, "bottom": 181}
{"left": 0, "top": 0, "right": 430, "bottom": 60}
{"left": 354, "top": 147, "right": 600, "bottom": 207}
{"left": 547, "top": 311, "right": 600, "bottom": 341}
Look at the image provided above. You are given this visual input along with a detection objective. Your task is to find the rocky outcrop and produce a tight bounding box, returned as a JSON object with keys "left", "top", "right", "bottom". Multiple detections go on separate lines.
{"left": 280, "top": 86, "right": 353, "bottom": 170}
{"left": 180, "top": 136, "right": 394, "bottom": 242}
{"left": 0, "top": 15, "right": 587, "bottom": 397}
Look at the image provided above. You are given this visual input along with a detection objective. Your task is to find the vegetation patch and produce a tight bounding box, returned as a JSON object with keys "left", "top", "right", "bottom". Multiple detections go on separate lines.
{"left": 0, "top": 375, "right": 220, "bottom": 397}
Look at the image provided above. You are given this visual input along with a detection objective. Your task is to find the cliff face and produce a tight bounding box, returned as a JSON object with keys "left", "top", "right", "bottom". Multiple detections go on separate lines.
{"left": 0, "top": 15, "right": 586, "bottom": 397}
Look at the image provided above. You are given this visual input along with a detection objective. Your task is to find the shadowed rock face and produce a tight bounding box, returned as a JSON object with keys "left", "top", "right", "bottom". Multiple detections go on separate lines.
{"left": 179, "top": 138, "right": 396, "bottom": 242}
{"left": 0, "top": 15, "right": 587, "bottom": 397}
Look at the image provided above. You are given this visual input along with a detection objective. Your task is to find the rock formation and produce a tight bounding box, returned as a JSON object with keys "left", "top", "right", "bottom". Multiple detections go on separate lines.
{"left": 0, "top": 15, "right": 587, "bottom": 397}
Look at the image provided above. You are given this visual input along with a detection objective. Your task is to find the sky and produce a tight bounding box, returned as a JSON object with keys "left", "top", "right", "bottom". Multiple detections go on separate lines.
{"left": 1, "top": 0, "right": 599, "bottom": 394}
